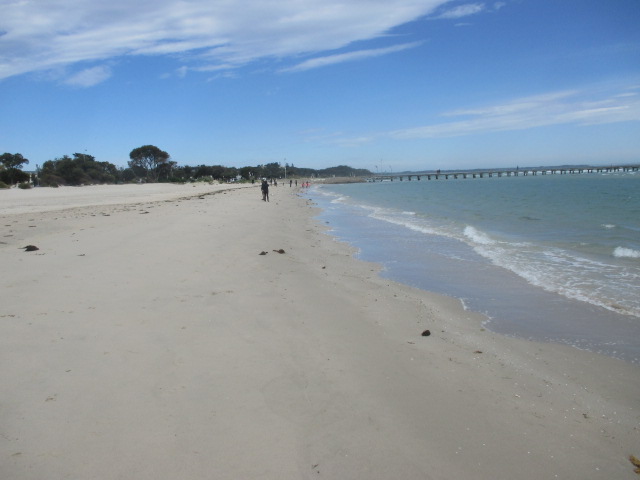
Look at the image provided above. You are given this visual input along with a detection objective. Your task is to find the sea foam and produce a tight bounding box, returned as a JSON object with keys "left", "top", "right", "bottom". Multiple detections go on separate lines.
{"left": 614, "top": 247, "right": 640, "bottom": 259}
{"left": 463, "top": 226, "right": 496, "bottom": 245}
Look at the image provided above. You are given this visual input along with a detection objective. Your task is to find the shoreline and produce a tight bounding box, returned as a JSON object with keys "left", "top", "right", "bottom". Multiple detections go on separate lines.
{"left": 1, "top": 184, "right": 639, "bottom": 479}
{"left": 308, "top": 183, "right": 640, "bottom": 365}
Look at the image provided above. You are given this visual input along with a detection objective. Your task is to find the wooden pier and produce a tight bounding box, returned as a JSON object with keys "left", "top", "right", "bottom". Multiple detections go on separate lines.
{"left": 367, "top": 164, "right": 640, "bottom": 182}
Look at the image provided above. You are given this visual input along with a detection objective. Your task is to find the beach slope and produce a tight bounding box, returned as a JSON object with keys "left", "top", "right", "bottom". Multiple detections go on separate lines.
{"left": 1, "top": 183, "right": 638, "bottom": 479}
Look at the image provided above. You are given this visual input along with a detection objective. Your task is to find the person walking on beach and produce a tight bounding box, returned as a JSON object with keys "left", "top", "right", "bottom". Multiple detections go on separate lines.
{"left": 261, "top": 179, "right": 269, "bottom": 202}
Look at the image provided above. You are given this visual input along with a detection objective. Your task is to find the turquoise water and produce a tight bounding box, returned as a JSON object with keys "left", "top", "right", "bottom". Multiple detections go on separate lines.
{"left": 309, "top": 172, "right": 640, "bottom": 363}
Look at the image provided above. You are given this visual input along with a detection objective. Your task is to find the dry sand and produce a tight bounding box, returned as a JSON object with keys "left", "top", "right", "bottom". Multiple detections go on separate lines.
{"left": 1, "top": 183, "right": 639, "bottom": 479}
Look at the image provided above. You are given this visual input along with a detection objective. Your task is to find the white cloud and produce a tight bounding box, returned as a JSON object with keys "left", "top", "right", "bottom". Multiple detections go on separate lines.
{"left": 435, "top": 3, "right": 485, "bottom": 19}
{"left": 317, "top": 84, "right": 640, "bottom": 146}
{"left": 64, "top": 65, "right": 112, "bottom": 87}
{"left": 0, "top": 0, "right": 452, "bottom": 81}
{"left": 280, "top": 42, "right": 423, "bottom": 73}
{"left": 389, "top": 86, "right": 640, "bottom": 139}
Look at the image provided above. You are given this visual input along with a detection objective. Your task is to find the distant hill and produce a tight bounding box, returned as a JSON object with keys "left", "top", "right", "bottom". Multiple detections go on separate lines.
{"left": 295, "top": 165, "right": 372, "bottom": 177}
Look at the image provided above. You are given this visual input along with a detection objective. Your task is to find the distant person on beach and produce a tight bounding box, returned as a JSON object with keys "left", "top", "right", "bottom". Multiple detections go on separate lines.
{"left": 261, "top": 179, "right": 269, "bottom": 202}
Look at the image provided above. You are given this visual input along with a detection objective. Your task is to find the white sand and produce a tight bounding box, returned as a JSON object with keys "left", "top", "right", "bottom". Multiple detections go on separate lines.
{"left": 0, "top": 183, "right": 240, "bottom": 215}
{"left": 1, "top": 183, "right": 639, "bottom": 479}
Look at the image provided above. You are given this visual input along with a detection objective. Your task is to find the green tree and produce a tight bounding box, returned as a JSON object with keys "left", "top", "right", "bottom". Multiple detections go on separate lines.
{"left": 210, "top": 165, "right": 226, "bottom": 180}
{"left": 128, "top": 145, "right": 170, "bottom": 182}
{"left": 262, "top": 162, "right": 282, "bottom": 179}
{"left": 173, "top": 165, "right": 194, "bottom": 181}
{"left": 37, "top": 153, "right": 120, "bottom": 186}
{"left": 194, "top": 164, "right": 214, "bottom": 179}
{"left": 157, "top": 160, "right": 177, "bottom": 181}
{"left": 239, "top": 166, "right": 257, "bottom": 180}
{"left": 119, "top": 167, "right": 137, "bottom": 183}
{"left": 221, "top": 167, "right": 238, "bottom": 181}
{"left": 0, "top": 152, "right": 29, "bottom": 185}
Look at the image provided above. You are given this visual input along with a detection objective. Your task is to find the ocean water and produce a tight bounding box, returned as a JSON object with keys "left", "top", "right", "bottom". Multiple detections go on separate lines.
{"left": 307, "top": 172, "right": 640, "bottom": 364}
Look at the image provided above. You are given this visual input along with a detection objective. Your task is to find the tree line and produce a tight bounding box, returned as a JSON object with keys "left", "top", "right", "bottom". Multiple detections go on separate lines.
{"left": 0, "top": 146, "right": 371, "bottom": 187}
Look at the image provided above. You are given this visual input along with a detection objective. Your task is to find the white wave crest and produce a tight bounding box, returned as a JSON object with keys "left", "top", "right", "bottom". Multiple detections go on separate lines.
{"left": 463, "top": 226, "right": 496, "bottom": 245}
{"left": 613, "top": 247, "right": 640, "bottom": 259}
{"left": 370, "top": 211, "right": 441, "bottom": 236}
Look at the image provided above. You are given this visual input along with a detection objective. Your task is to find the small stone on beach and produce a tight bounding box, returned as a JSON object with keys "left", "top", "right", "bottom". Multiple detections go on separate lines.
{"left": 22, "top": 245, "right": 39, "bottom": 251}
{"left": 421, "top": 329, "right": 431, "bottom": 336}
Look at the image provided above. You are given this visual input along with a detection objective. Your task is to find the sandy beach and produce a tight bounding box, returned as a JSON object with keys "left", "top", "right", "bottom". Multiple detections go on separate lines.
{"left": 1, "top": 183, "right": 639, "bottom": 479}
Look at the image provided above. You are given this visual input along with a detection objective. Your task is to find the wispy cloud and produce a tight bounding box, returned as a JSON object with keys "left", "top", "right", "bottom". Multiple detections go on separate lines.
{"left": 64, "top": 65, "right": 112, "bottom": 87}
{"left": 280, "top": 42, "right": 423, "bottom": 73}
{"left": 389, "top": 86, "right": 640, "bottom": 139}
{"left": 0, "top": 0, "right": 452, "bottom": 83}
{"left": 434, "top": 1, "right": 508, "bottom": 20}
{"left": 435, "top": 3, "right": 486, "bottom": 19}
{"left": 321, "top": 84, "right": 640, "bottom": 147}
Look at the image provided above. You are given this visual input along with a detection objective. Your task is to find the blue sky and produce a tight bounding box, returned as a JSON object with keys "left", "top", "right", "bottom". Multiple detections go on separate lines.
{"left": 1, "top": 0, "right": 639, "bottom": 172}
